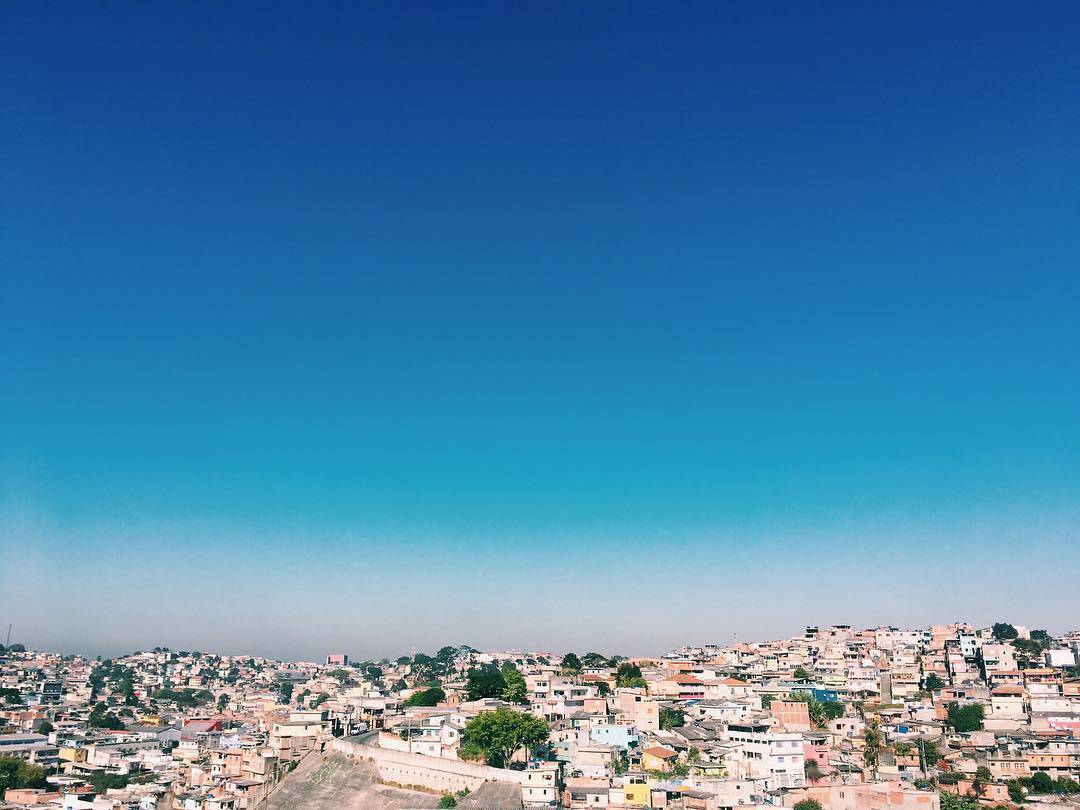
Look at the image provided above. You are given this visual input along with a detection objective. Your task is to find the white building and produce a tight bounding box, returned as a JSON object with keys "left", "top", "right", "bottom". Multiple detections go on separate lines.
{"left": 722, "top": 719, "right": 805, "bottom": 789}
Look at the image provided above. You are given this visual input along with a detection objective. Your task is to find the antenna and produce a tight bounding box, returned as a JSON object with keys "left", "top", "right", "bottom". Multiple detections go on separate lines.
{"left": 5, "top": 624, "right": 10, "bottom": 648}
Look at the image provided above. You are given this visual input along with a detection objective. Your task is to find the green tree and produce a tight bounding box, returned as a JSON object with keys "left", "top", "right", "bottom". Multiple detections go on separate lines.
{"left": 1007, "top": 781, "right": 1026, "bottom": 803}
{"left": 434, "top": 647, "right": 458, "bottom": 676}
{"left": 405, "top": 687, "right": 446, "bottom": 707}
{"left": 614, "top": 749, "right": 630, "bottom": 775}
{"left": 412, "top": 653, "right": 440, "bottom": 682}
{"left": 1055, "top": 777, "right": 1080, "bottom": 794}
{"left": 86, "top": 770, "right": 130, "bottom": 792}
{"left": 1030, "top": 630, "right": 1053, "bottom": 649}
{"left": 992, "top": 623, "right": 1019, "bottom": 641}
{"left": 761, "top": 693, "right": 774, "bottom": 709}
{"left": 820, "top": 701, "right": 846, "bottom": 722}
{"left": 924, "top": 673, "right": 945, "bottom": 690}
{"left": 88, "top": 702, "right": 125, "bottom": 730}
{"left": 502, "top": 669, "right": 529, "bottom": 705}
{"left": 940, "top": 791, "right": 980, "bottom": 810}
{"left": 561, "top": 653, "right": 582, "bottom": 674}
{"left": 793, "top": 666, "right": 812, "bottom": 681}
{"left": 457, "top": 739, "right": 486, "bottom": 762}
{"left": 465, "top": 664, "right": 506, "bottom": 701}
{"left": 659, "top": 706, "right": 685, "bottom": 730}
{"left": 1030, "top": 772, "right": 1055, "bottom": 793}
{"left": 946, "top": 702, "right": 985, "bottom": 733}
{"left": 1012, "top": 638, "right": 1044, "bottom": 666}
{"left": 915, "top": 737, "right": 940, "bottom": 767}
{"left": 893, "top": 741, "right": 914, "bottom": 757}
{"left": 616, "top": 663, "right": 644, "bottom": 688}
{"left": 217, "top": 693, "right": 229, "bottom": 712}
{"left": 581, "top": 652, "right": 608, "bottom": 668}
{"left": 437, "top": 797, "right": 457, "bottom": 809}
{"left": 794, "top": 800, "right": 823, "bottom": 810}
{"left": 805, "top": 758, "right": 824, "bottom": 783}
{"left": 0, "top": 756, "right": 48, "bottom": 794}
{"left": 460, "top": 709, "right": 550, "bottom": 768}
{"left": 37, "top": 720, "right": 54, "bottom": 735}
{"left": 790, "top": 691, "right": 844, "bottom": 727}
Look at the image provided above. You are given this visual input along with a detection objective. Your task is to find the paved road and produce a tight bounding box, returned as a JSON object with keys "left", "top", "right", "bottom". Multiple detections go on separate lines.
{"left": 346, "top": 730, "right": 379, "bottom": 746}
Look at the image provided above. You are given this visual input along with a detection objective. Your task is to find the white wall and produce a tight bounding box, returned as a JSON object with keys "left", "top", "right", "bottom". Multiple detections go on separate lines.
{"left": 331, "top": 737, "right": 528, "bottom": 794}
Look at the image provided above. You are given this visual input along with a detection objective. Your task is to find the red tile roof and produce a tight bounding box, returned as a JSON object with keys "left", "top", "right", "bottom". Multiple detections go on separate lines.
{"left": 642, "top": 746, "right": 679, "bottom": 759}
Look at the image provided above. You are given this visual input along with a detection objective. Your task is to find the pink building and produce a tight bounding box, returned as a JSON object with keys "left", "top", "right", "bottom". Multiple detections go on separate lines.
{"left": 803, "top": 734, "right": 832, "bottom": 778}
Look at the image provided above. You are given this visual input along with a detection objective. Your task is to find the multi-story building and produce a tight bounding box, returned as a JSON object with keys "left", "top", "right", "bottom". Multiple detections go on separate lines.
{"left": 722, "top": 719, "right": 806, "bottom": 789}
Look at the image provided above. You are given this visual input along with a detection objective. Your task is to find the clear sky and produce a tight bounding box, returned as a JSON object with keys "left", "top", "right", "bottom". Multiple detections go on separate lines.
{"left": 2, "top": 2, "right": 1079, "bottom": 661}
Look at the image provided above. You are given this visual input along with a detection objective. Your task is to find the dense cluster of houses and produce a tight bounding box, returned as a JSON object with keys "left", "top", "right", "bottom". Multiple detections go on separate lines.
{"left": 2, "top": 621, "right": 1080, "bottom": 809}
{"left": 0, "top": 648, "right": 336, "bottom": 809}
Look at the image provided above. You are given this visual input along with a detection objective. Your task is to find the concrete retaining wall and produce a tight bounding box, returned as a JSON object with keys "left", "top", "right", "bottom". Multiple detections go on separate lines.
{"left": 331, "top": 737, "right": 527, "bottom": 794}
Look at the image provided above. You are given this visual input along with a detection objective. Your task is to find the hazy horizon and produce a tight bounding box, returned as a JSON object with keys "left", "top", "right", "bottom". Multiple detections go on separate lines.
{"left": 6, "top": 497, "right": 1078, "bottom": 662}
{"left": 3, "top": 2, "right": 1079, "bottom": 660}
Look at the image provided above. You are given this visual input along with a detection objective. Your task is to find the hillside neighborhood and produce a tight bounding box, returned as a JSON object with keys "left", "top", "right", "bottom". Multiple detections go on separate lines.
{"left": 3, "top": 622, "right": 1080, "bottom": 809}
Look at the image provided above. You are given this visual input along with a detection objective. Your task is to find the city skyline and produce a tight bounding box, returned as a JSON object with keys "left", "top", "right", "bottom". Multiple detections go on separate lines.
{"left": 3, "top": 615, "right": 1075, "bottom": 667}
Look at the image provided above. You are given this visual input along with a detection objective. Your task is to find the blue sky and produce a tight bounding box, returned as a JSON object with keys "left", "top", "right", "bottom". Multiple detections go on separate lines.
{"left": 2, "top": 2, "right": 1079, "bottom": 660}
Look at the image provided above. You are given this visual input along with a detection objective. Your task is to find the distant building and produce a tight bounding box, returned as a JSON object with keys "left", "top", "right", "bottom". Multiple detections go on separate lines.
{"left": 1046, "top": 648, "right": 1077, "bottom": 668}
{"left": 326, "top": 653, "right": 349, "bottom": 666}
{"left": 39, "top": 681, "right": 62, "bottom": 704}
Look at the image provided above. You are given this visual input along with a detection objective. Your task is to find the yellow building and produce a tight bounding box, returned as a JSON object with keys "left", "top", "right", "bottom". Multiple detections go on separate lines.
{"left": 640, "top": 745, "right": 679, "bottom": 772}
{"left": 623, "top": 779, "right": 652, "bottom": 806}
{"left": 59, "top": 746, "right": 87, "bottom": 763}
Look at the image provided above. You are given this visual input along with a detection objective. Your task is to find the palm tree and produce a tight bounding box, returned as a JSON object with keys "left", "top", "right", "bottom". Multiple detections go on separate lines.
{"left": 804, "top": 693, "right": 826, "bottom": 728}
{"left": 862, "top": 717, "right": 883, "bottom": 778}
{"left": 791, "top": 690, "right": 828, "bottom": 728}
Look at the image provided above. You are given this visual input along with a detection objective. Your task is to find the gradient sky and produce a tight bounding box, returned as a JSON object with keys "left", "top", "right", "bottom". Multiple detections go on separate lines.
{"left": 2, "top": 2, "right": 1079, "bottom": 662}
